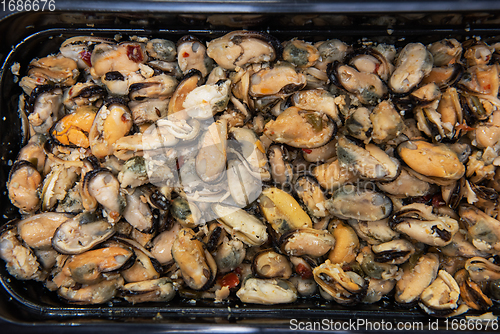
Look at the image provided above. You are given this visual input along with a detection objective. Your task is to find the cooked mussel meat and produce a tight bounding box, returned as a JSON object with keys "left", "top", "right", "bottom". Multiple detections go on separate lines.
{"left": 212, "top": 203, "right": 268, "bottom": 246}
{"left": 397, "top": 140, "right": 465, "bottom": 181}
{"left": 252, "top": 249, "right": 292, "bottom": 279}
{"left": 17, "top": 212, "right": 72, "bottom": 250}
{"left": 58, "top": 276, "right": 124, "bottom": 304}
{"left": 259, "top": 187, "right": 312, "bottom": 234}
{"left": 28, "top": 85, "right": 64, "bottom": 134}
{"left": 395, "top": 253, "right": 439, "bottom": 305}
{"left": 207, "top": 31, "right": 278, "bottom": 71}
{"left": 52, "top": 212, "right": 114, "bottom": 254}
{"left": 81, "top": 168, "right": 126, "bottom": 221}
{"left": 313, "top": 260, "right": 367, "bottom": 305}
{"left": 177, "top": 35, "right": 213, "bottom": 77}
{"left": 120, "top": 277, "right": 175, "bottom": 303}
{"left": 6, "top": 31, "right": 500, "bottom": 313}
{"left": 327, "top": 184, "right": 392, "bottom": 221}
{"left": 328, "top": 220, "right": 359, "bottom": 264}
{"left": 236, "top": 278, "right": 297, "bottom": 304}
{"left": 280, "top": 228, "right": 335, "bottom": 257}
{"left": 89, "top": 100, "right": 133, "bottom": 159}
{"left": 329, "top": 62, "right": 387, "bottom": 105}
{"left": 7, "top": 160, "right": 42, "bottom": 213}
{"left": 336, "top": 136, "right": 399, "bottom": 181}
{"left": 62, "top": 245, "right": 134, "bottom": 284}
{"left": 459, "top": 204, "right": 500, "bottom": 253}
{"left": 264, "top": 107, "right": 335, "bottom": 149}
{"left": 0, "top": 226, "right": 42, "bottom": 280}
{"left": 455, "top": 269, "right": 492, "bottom": 311}
{"left": 171, "top": 228, "right": 217, "bottom": 290}
{"left": 389, "top": 43, "right": 433, "bottom": 94}
{"left": 390, "top": 203, "right": 459, "bottom": 246}
{"left": 419, "top": 270, "right": 461, "bottom": 316}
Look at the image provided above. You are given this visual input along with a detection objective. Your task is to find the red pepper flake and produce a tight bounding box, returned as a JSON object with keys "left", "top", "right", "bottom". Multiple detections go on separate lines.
{"left": 296, "top": 263, "right": 313, "bottom": 279}
{"left": 121, "top": 114, "right": 130, "bottom": 123}
{"left": 432, "top": 193, "right": 445, "bottom": 208}
{"left": 220, "top": 272, "right": 240, "bottom": 289}
{"left": 456, "top": 123, "right": 475, "bottom": 132}
{"left": 127, "top": 45, "right": 144, "bottom": 62}
{"left": 182, "top": 52, "right": 190, "bottom": 58}
{"left": 341, "top": 264, "right": 352, "bottom": 272}
{"left": 79, "top": 50, "right": 92, "bottom": 67}
{"left": 374, "top": 62, "right": 380, "bottom": 73}
{"left": 413, "top": 194, "right": 432, "bottom": 204}
{"left": 302, "top": 148, "right": 313, "bottom": 154}
{"left": 234, "top": 266, "right": 242, "bottom": 275}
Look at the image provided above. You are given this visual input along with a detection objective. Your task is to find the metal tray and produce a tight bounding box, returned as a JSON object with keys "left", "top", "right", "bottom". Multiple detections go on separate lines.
{"left": 1, "top": 6, "right": 500, "bottom": 331}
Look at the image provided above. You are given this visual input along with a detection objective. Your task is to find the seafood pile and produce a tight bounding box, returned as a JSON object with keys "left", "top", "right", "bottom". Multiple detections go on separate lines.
{"left": 1, "top": 30, "right": 500, "bottom": 318}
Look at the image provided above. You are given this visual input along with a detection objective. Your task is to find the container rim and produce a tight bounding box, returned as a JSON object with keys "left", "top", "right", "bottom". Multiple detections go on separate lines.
{"left": 2, "top": 0, "right": 500, "bottom": 21}
{"left": 1, "top": 6, "right": 500, "bottom": 332}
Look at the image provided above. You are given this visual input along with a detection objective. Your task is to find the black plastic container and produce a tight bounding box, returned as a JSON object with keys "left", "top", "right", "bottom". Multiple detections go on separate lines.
{"left": 1, "top": 3, "right": 500, "bottom": 331}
